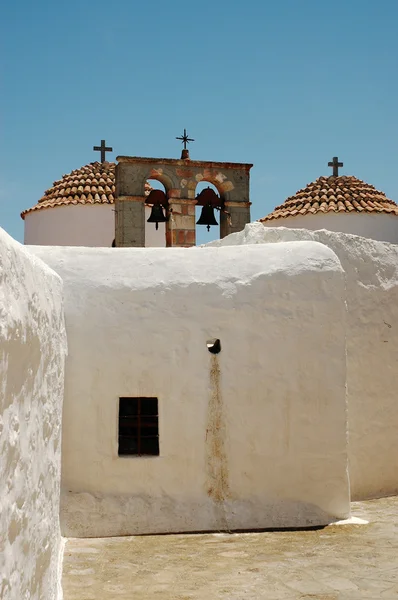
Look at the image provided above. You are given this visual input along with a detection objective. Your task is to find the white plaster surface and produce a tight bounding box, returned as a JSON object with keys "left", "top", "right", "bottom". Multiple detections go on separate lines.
{"left": 29, "top": 242, "right": 349, "bottom": 537}
{"left": 0, "top": 228, "right": 67, "bottom": 599}
{"left": 209, "top": 222, "right": 398, "bottom": 500}
{"left": 24, "top": 204, "right": 166, "bottom": 247}
{"left": 263, "top": 212, "right": 398, "bottom": 244}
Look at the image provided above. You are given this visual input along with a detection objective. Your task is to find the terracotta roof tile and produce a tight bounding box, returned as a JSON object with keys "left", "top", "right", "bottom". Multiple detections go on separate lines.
{"left": 259, "top": 176, "right": 398, "bottom": 222}
{"left": 21, "top": 161, "right": 151, "bottom": 219}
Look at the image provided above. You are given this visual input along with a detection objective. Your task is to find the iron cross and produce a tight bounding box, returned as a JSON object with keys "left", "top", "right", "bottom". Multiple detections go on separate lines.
{"left": 328, "top": 156, "right": 343, "bottom": 176}
{"left": 93, "top": 139, "right": 113, "bottom": 163}
{"left": 176, "top": 129, "right": 194, "bottom": 150}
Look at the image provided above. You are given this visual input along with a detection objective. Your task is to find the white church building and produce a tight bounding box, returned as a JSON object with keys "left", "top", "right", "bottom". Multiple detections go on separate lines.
{"left": 2, "top": 147, "right": 398, "bottom": 598}
{"left": 21, "top": 153, "right": 398, "bottom": 248}
{"left": 260, "top": 156, "right": 398, "bottom": 244}
{"left": 21, "top": 161, "right": 166, "bottom": 248}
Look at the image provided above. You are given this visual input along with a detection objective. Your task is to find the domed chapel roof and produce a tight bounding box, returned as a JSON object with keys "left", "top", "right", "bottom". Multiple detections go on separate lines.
{"left": 21, "top": 161, "right": 151, "bottom": 219}
{"left": 260, "top": 175, "right": 398, "bottom": 222}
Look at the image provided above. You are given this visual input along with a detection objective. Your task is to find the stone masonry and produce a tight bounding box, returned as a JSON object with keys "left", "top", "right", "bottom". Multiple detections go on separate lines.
{"left": 115, "top": 156, "right": 252, "bottom": 247}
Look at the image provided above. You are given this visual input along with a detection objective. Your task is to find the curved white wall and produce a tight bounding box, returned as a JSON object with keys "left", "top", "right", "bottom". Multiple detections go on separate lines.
{"left": 30, "top": 242, "right": 349, "bottom": 537}
{"left": 210, "top": 222, "right": 398, "bottom": 501}
{"left": 0, "top": 228, "right": 67, "bottom": 599}
{"left": 263, "top": 212, "right": 398, "bottom": 244}
{"left": 24, "top": 204, "right": 166, "bottom": 247}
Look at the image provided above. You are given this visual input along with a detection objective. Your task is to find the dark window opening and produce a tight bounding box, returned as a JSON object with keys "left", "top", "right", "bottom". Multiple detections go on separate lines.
{"left": 118, "top": 397, "right": 159, "bottom": 456}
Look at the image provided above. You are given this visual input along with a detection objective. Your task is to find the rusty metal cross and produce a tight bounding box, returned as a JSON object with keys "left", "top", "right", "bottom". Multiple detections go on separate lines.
{"left": 93, "top": 139, "right": 113, "bottom": 163}
{"left": 176, "top": 129, "right": 194, "bottom": 150}
{"left": 328, "top": 156, "right": 343, "bottom": 176}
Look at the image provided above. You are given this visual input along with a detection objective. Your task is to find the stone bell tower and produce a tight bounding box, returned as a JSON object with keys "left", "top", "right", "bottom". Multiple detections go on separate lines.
{"left": 114, "top": 134, "right": 253, "bottom": 247}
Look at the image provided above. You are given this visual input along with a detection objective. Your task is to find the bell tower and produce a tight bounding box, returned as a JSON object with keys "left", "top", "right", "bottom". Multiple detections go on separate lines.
{"left": 114, "top": 135, "right": 253, "bottom": 247}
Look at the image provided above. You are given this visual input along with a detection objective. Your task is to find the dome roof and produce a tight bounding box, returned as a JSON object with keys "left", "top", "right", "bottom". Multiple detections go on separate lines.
{"left": 21, "top": 161, "right": 151, "bottom": 219}
{"left": 260, "top": 176, "right": 398, "bottom": 222}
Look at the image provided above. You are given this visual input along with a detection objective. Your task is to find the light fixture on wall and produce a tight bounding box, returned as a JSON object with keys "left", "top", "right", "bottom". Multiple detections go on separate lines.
{"left": 207, "top": 338, "right": 221, "bottom": 354}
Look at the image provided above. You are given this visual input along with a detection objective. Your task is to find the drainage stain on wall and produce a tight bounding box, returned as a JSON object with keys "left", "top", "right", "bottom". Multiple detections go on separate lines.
{"left": 206, "top": 354, "right": 230, "bottom": 503}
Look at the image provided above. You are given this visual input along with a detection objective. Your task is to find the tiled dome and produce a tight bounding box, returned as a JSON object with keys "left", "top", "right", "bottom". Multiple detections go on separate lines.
{"left": 260, "top": 176, "right": 398, "bottom": 222}
{"left": 21, "top": 162, "right": 151, "bottom": 219}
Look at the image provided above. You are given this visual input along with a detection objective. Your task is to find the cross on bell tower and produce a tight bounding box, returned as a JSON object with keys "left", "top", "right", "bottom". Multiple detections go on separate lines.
{"left": 328, "top": 156, "right": 343, "bottom": 177}
{"left": 93, "top": 139, "right": 113, "bottom": 163}
{"left": 176, "top": 129, "right": 194, "bottom": 159}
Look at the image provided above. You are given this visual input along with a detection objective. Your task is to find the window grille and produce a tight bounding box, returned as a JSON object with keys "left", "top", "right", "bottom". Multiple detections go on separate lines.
{"left": 118, "top": 397, "right": 159, "bottom": 456}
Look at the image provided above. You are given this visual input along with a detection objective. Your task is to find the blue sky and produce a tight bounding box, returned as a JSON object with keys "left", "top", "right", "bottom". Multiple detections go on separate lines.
{"left": 1, "top": 0, "right": 397, "bottom": 244}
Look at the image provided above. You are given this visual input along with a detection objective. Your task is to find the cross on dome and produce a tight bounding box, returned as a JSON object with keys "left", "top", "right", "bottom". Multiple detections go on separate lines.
{"left": 93, "top": 139, "right": 113, "bottom": 163}
{"left": 328, "top": 156, "right": 343, "bottom": 177}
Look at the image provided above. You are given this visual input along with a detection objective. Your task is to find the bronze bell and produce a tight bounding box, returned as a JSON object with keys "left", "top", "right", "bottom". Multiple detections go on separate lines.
{"left": 147, "top": 204, "right": 167, "bottom": 230}
{"left": 196, "top": 204, "right": 219, "bottom": 232}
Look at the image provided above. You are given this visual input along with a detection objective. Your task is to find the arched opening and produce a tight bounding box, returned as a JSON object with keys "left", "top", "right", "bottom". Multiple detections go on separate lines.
{"left": 145, "top": 179, "right": 167, "bottom": 247}
{"left": 146, "top": 179, "right": 166, "bottom": 193}
{"left": 195, "top": 182, "right": 223, "bottom": 245}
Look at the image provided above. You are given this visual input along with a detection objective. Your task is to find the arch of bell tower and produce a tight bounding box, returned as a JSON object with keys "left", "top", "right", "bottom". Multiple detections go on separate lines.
{"left": 115, "top": 154, "right": 253, "bottom": 247}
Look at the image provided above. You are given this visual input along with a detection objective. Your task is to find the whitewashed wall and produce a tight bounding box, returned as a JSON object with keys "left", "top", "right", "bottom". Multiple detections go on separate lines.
{"left": 263, "top": 212, "right": 398, "bottom": 245}
{"left": 0, "top": 229, "right": 67, "bottom": 599}
{"left": 209, "top": 222, "right": 398, "bottom": 500}
{"left": 24, "top": 204, "right": 166, "bottom": 247}
{"left": 30, "top": 242, "right": 349, "bottom": 537}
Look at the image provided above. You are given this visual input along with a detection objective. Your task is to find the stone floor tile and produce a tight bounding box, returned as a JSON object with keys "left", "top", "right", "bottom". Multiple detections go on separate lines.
{"left": 62, "top": 496, "right": 398, "bottom": 600}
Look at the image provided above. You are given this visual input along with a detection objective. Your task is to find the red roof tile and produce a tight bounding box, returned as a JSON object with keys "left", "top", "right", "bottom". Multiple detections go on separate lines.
{"left": 21, "top": 162, "right": 151, "bottom": 219}
{"left": 260, "top": 176, "right": 398, "bottom": 222}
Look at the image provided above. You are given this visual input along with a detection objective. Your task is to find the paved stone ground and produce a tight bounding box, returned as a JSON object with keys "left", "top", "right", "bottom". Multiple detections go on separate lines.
{"left": 62, "top": 497, "right": 398, "bottom": 599}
